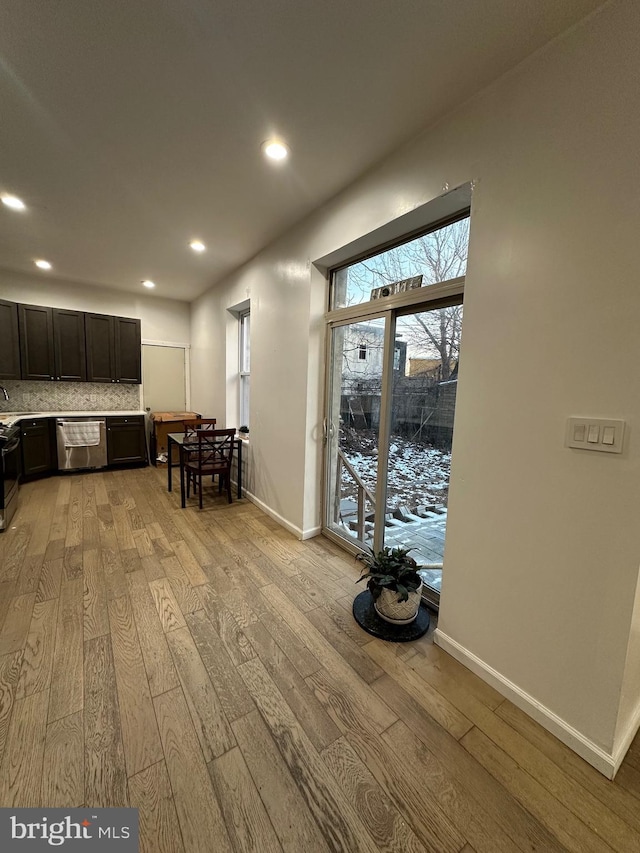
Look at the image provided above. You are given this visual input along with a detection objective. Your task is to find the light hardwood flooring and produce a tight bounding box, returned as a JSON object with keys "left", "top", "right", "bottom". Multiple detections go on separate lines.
{"left": 1, "top": 466, "right": 640, "bottom": 852}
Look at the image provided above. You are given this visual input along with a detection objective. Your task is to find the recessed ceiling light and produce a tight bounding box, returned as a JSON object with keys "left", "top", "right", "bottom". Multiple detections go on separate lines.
{"left": 2, "top": 193, "right": 26, "bottom": 211}
{"left": 262, "top": 139, "right": 289, "bottom": 161}
{"left": 35, "top": 259, "right": 52, "bottom": 270}
{"left": 141, "top": 280, "right": 156, "bottom": 289}
{"left": 189, "top": 240, "right": 206, "bottom": 253}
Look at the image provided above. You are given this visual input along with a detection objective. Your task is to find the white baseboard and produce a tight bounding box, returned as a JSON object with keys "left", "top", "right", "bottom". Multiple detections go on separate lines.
{"left": 434, "top": 628, "right": 619, "bottom": 779}
{"left": 241, "top": 488, "right": 314, "bottom": 541}
{"left": 613, "top": 701, "right": 640, "bottom": 776}
{"left": 300, "top": 525, "right": 322, "bottom": 541}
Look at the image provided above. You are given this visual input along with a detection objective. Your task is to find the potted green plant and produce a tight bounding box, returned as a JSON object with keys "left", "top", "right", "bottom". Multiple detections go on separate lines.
{"left": 356, "top": 546, "right": 423, "bottom": 625}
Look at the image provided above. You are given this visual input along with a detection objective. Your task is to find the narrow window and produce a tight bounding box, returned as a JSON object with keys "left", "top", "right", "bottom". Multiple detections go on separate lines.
{"left": 239, "top": 310, "right": 250, "bottom": 428}
{"left": 358, "top": 344, "right": 367, "bottom": 360}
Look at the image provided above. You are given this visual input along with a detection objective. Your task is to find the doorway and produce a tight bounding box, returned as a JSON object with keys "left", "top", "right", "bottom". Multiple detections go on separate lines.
{"left": 322, "top": 216, "right": 468, "bottom": 606}
{"left": 142, "top": 344, "right": 188, "bottom": 412}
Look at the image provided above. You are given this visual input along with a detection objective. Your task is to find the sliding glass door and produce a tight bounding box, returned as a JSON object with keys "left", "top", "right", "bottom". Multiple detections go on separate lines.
{"left": 323, "top": 298, "right": 463, "bottom": 605}
{"left": 380, "top": 302, "right": 462, "bottom": 602}
{"left": 323, "top": 214, "right": 469, "bottom": 605}
{"left": 325, "top": 317, "right": 386, "bottom": 549}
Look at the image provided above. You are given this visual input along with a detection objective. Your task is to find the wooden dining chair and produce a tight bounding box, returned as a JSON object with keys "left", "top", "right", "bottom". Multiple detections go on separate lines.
{"left": 183, "top": 418, "right": 217, "bottom": 440}
{"left": 184, "top": 428, "right": 236, "bottom": 508}
{"left": 183, "top": 418, "right": 217, "bottom": 482}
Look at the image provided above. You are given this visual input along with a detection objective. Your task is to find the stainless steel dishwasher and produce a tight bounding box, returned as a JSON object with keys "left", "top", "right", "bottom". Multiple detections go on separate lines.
{"left": 56, "top": 417, "right": 108, "bottom": 470}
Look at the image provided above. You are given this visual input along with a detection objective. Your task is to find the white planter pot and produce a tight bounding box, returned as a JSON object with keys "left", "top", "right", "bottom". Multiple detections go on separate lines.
{"left": 374, "top": 582, "right": 423, "bottom": 625}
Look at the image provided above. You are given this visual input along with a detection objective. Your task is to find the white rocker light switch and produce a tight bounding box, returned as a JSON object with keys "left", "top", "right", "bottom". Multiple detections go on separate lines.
{"left": 566, "top": 418, "right": 625, "bottom": 454}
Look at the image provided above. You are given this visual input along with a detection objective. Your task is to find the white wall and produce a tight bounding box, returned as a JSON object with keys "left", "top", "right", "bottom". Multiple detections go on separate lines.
{"left": 191, "top": 239, "right": 311, "bottom": 532}
{"left": 0, "top": 268, "right": 191, "bottom": 343}
{"left": 616, "top": 573, "right": 640, "bottom": 759}
{"left": 433, "top": 0, "right": 640, "bottom": 769}
{"left": 190, "top": 0, "right": 640, "bottom": 772}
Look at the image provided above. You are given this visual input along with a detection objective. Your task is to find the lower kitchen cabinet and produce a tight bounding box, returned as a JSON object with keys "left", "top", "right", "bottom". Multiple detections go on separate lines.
{"left": 106, "top": 416, "right": 148, "bottom": 466}
{"left": 21, "top": 418, "right": 57, "bottom": 479}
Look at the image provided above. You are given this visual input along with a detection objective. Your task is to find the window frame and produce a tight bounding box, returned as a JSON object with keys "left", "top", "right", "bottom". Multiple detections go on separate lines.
{"left": 239, "top": 309, "right": 250, "bottom": 428}
{"left": 329, "top": 210, "right": 470, "bottom": 312}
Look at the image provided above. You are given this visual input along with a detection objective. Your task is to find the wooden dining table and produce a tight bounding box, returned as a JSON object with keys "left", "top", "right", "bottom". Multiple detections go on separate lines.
{"left": 166, "top": 431, "right": 243, "bottom": 507}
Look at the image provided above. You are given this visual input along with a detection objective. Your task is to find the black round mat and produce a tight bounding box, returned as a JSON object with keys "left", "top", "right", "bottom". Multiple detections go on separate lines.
{"left": 352, "top": 590, "right": 430, "bottom": 642}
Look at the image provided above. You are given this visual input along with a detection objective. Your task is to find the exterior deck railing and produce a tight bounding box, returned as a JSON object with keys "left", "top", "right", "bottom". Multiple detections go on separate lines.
{"left": 334, "top": 448, "right": 376, "bottom": 542}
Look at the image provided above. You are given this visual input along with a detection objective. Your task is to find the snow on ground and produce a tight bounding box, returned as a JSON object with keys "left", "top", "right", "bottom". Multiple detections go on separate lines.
{"left": 337, "top": 428, "right": 448, "bottom": 589}
{"left": 340, "top": 429, "right": 451, "bottom": 510}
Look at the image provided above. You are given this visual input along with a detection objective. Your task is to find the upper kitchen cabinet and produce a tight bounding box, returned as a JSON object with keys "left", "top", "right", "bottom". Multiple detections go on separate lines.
{"left": 0, "top": 299, "right": 20, "bottom": 380}
{"left": 18, "top": 304, "right": 86, "bottom": 381}
{"left": 53, "top": 308, "right": 86, "bottom": 381}
{"left": 114, "top": 316, "right": 142, "bottom": 383}
{"left": 86, "top": 313, "right": 141, "bottom": 384}
{"left": 18, "top": 304, "right": 55, "bottom": 380}
{"left": 85, "top": 312, "right": 114, "bottom": 382}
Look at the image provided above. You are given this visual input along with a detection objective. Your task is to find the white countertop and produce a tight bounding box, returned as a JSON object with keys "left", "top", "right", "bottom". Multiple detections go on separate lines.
{"left": 0, "top": 410, "right": 146, "bottom": 426}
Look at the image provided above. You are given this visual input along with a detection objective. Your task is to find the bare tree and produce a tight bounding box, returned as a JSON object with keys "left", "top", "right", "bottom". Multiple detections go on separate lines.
{"left": 400, "top": 304, "right": 462, "bottom": 381}
{"left": 343, "top": 218, "right": 469, "bottom": 380}
{"left": 403, "top": 217, "right": 469, "bottom": 284}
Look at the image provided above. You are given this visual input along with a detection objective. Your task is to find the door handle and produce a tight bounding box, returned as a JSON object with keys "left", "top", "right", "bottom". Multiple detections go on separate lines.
{"left": 322, "top": 419, "right": 336, "bottom": 443}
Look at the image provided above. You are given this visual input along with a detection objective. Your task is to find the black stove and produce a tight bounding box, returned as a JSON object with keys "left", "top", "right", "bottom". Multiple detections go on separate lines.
{"left": 0, "top": 422, "right": 19, "bottom": 444}
{"left": 0, "top": 422, "right": 20, "bottom": 529}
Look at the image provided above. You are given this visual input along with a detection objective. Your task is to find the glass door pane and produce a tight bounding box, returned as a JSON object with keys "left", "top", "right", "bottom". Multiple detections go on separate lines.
{"left": 325, "top": 317, "right": 386, "bottom": 548}
{"left": 382, "top": 302, "right": 463, "bottom": 600}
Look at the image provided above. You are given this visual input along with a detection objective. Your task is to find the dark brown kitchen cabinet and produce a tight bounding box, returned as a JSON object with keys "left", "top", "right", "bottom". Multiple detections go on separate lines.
{"left": 86, "top": 313, "right": 141, "bottom": 384}
{"left": 18, "top": 304, "right": 87, "bottom": 381}
{"left": 0, "top": 299, "right": 20, "bottom": 380}
{"left": 114, "top": 316, "right": 142, "bottom": 383}
{"left": 18, "top": 304, "right": 55, "bottom": 380}
{"left": 21, "top": 418, "right": 57, "bottom": 479}
{"left": 85, "top": 313, "right": 114, "bottom": 382}
{"left": 53, "top": 308, "right": 86, "bottom": 381}
{"left": 106, "top": 416, "right": 147, "bottom": 465}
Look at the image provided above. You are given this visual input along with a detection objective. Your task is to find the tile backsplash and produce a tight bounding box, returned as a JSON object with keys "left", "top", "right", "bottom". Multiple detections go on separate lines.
{"left": 0, "top": 380, "right": 141, "bottom": 413}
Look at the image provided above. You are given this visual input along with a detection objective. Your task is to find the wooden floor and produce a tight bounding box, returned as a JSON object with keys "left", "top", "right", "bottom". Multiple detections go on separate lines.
{"left": 1, "top": 467, "right": 640, "bottom": 853}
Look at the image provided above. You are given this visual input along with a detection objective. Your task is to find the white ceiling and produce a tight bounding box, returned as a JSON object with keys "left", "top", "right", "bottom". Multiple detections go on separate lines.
{"left": 0, "top": 0, "right": 604, "bottom": 302}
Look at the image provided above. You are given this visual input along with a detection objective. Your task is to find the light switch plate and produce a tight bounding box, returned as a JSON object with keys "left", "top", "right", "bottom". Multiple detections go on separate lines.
{"left": 566, "top": 418, "right": 625, "bottom": 453}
